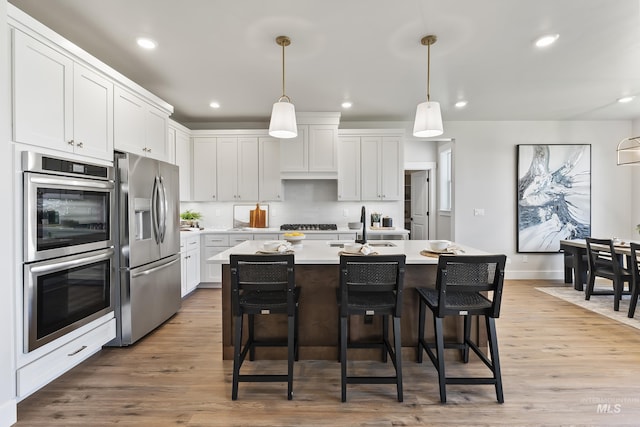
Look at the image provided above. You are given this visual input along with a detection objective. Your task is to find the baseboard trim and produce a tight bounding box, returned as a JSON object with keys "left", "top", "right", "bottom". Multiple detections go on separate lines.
{"left": 505, "top": 270, "right": 564, "bottom": 281}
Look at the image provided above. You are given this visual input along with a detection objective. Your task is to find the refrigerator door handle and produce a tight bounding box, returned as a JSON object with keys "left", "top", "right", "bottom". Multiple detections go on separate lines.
{"left": 158, "top": 176, "right": 168, "bottom": 243}
{"left": 130, "top": 256, "right": 180, "bottom": 278}
{"left": 151, "top": 176, "right": 160, "bottom": 244}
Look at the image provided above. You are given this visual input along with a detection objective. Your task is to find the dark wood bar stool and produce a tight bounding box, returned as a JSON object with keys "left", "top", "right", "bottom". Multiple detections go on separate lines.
{"left": 230, "top": 254, "right": 299, "bottom": 400}
{"left": 417, "top": 254, "right": 506, "bottom": 403}
{"left": 584, "top": 238, "right": 632, "bottom": 311}
{"left": 336, "top": 254, "right": 406, "bottom": 402}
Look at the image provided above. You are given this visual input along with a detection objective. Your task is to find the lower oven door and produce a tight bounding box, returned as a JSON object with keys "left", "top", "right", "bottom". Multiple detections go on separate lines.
{"left": 24, "top": 247, "right": 115, "bottom": 352}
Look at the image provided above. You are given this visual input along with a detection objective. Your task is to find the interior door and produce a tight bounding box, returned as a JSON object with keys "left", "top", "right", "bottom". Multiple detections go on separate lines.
{"left": 411, "top": 170, "right": 429, "bottom": 240}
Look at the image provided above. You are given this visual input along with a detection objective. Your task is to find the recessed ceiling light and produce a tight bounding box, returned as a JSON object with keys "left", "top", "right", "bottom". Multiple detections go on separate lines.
{"left": 136, "top": 37, "right": 157, "bottom": 50}
{"left": 209, "top": 101, "right": 221, "bottom": 109}
{"left": 455, "top": 100, "right": 468, "bottom": 108}
{"left": 534, "top": 34, "right": 559, "bottom": 48}
{"left": 341, "top": 101, "right": 353, "bottom": 109}
{"left": 617, "top": 96, "right": 635, "bottom": 104}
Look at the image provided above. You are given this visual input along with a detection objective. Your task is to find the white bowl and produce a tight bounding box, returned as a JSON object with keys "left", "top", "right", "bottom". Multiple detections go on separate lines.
{"left": 429, "top": 240, "right": 450, "bottom": 252}
{"left": 347, "top": 222, "right": 363, "bottom": 230}
{"left": 283, "top": 233, "right": 305, "bottom": 244}
{"left": 263, "top": 241, "right": 282, "bottom": 251}
{"left": 343, "top": 242, "right": 362, "bottom": 253}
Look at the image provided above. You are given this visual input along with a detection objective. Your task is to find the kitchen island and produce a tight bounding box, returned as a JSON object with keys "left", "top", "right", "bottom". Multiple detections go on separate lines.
{"left": 208, "top": 240, "right": 491, "bottom": 360}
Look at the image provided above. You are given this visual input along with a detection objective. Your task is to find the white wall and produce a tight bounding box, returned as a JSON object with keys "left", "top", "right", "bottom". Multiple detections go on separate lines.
{"left": 1, "top": 0, "right": 18, "bottom": 424}
{"left": 445, "top": 120, "right": 633, "bottom": 279}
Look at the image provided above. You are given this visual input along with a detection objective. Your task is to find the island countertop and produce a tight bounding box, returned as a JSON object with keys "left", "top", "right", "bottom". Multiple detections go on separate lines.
{"left": 207, "top": 239, "right": 488, "bottom": 265}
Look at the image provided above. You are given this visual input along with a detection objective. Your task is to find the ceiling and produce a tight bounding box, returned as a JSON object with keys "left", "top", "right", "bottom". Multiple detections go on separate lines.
{"left": 8, "top": 0, "right": 640, "bottom": 126}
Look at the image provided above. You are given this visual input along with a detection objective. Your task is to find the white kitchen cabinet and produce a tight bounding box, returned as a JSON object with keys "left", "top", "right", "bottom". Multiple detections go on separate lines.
{"left": 169, "top": 120, "right": 192, "bottom": 201}
{"left": 16, "top": 316, "right": 115, "bottom": 400}
{"left": 200, "top": 234, "right": 229, "bottom": 284}
{"left": 280, "top": 124, "right": 338, "bottom": 178}
{"left": 192, "top": 137, "right": 217, "bottom": 201}
{"left": 216, "top": 137, "right": 259, "bottom": 202}
{"left": 180, "top": 234, "right": 201, "bottom": 296}
{"left": 114, "top": 86, "right": 170, "bottom": 161}
{"left": 337, "top": 136, "right": 361, "bottom": 201}
{"left": 12, "top": 30, "right": 114, "bottom": 161}
{"left": 361, "top": 136, "right": 403, "bottom": 201}
{"left": 259, "top": 136, "right": 283, "bottom": 201}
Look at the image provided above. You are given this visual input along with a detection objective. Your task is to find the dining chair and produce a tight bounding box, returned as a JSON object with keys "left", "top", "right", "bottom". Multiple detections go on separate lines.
{"left": 627, "top": 242, "right": 640, "bottom": 318}
{"left": 416, "top": 254, "right": 507, "bottom": 403}
{"left": 584, "top": 238, "right": 632, "bottom": 311}
{"left": 336, "top": 254, "right": 406, "bottom": 402}
{"left": 229, "top": 254, "right": 299, "bottom": 400}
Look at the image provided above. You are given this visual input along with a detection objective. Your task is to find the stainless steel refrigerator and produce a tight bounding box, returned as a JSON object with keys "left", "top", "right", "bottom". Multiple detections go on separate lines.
{"left": 109, "top": 151, "right": 181, "bottom": 346}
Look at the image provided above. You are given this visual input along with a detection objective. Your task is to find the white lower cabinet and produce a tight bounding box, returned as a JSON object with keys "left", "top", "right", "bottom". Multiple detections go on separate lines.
{"left": 200, "top": 234, "right": 229, "bottom": 284}
{"left": 180, "top": 234, "right": 201, "bottom": 296}
{"left": 16, "top": 317, "right": 116, "bottom": 400}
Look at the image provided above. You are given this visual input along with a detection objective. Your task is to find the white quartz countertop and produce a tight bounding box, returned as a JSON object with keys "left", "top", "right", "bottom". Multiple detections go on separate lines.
{"left": 207, "top": 239, "right": 488, "bottom": 265}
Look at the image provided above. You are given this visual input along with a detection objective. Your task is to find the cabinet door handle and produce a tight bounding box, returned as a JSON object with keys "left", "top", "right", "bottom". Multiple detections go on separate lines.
{"left": 67, "top": 140, "right": 75, "bottom": 146}
{"left": 77, "top": 142, "right": 84, "bottom": 148}
{"left": 67, "top": 345, "right": 87, "bottom": 356}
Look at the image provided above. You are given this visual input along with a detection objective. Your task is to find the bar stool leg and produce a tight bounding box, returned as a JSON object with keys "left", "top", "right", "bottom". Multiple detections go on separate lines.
{"left": 340, "top": 315, "right": 348, "bottom": 402}
{"left": 382, "top": 315, "right": 389, "bottom": 363}
{"left": 462, "top": 315, "right": 471, "bottom": 363}
{"left": 248, "top": 313, "right": 256, "bottom": 360}
{"left": 393, "top": 316, "right": 403, "bottom": 402}
{"left": 434, "top": 316, "right": 446, "bottom": 403}
{"left": 232, "top": 313, "right": 243, "bottom": 400}
{"left": 417, "top": 298, "right": 426, "bottom": 363}
{"left": 487, "top": 316, "right": 504, "bottom": 403}
{"left": 287, "top": 314, "right": 295, "bottom": 400}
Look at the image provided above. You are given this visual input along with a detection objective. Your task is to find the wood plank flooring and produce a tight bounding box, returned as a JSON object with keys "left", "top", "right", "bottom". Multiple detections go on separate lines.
{"left": 15, "top": 280, "right": 640, "bottom": 426}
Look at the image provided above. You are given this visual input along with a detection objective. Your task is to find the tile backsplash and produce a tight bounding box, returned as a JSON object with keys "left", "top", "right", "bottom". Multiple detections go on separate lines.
{"left": 180, "top": 180, "right": 403, "bottom": 229}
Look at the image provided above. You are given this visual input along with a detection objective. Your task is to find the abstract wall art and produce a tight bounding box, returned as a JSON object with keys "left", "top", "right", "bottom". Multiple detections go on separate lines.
{"left": 517, "top": 144, "right": 591, "bottom": 253}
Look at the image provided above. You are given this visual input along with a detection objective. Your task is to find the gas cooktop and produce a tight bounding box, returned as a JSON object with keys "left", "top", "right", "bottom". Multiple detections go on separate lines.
{"left": 280, "top": 224, "right": 338, "bottom": 231}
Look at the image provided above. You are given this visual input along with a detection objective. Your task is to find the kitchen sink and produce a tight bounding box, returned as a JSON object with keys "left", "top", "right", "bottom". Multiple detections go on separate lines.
{"left": 327, "top": 241, "right": 396, "bottom": 248}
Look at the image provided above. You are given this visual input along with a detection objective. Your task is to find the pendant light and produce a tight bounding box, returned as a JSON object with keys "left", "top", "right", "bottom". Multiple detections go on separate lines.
{"left": 617, "top": 136, "right": 640, "bottom": 165}
{"left": 413, "top": 35, "right": 443, "bottom": 137}
{"left": 269, "top": 35, "right": 298, "bottom": 139}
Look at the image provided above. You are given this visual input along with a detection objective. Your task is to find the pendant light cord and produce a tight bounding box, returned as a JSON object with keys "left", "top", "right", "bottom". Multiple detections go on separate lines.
{"left": 281, "top": 41, "right": 286, "bottom": 98}
{"left": 427, "top": 41, "right": 431, "bottom": 102}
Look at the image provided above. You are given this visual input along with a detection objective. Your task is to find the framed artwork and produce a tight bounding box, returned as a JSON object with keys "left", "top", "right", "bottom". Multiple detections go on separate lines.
{"left": 517, "top": 144, "right": 591, "bottom": 253}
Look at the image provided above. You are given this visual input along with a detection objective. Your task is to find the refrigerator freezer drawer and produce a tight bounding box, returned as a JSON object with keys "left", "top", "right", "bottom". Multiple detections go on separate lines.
{"left": 120, "top": 254, "right": 181, "bottom": 345}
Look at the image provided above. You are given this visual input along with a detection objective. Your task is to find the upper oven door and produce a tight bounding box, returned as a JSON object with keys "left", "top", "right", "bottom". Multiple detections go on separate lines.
{"left": 24, "top": 172, "right": 115, "bottom": 262}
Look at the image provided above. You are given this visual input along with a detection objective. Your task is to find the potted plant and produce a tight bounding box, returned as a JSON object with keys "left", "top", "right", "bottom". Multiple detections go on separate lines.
{"left": 180, "top": 210, "right": 202, "bottom": 228}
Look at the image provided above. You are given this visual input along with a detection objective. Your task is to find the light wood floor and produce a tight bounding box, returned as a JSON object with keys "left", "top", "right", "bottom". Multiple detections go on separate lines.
{"left": 15, "top": 280, "right": 640, "bottom": 426}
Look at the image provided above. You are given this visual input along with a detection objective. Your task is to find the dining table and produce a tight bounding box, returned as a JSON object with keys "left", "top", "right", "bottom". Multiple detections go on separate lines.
{"left": 560, "top": 238, "right": 635, "bottom": 291}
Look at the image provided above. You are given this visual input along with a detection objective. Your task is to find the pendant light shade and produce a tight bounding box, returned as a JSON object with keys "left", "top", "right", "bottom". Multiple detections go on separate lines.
{"left": 413, "top": 35, "right": 443, "bottom": 138}
{"left": 617, "top": 136, "right": 640, "bottom": 165}
{"left": 413, "top": 101, "right": 443, "bottom": 137}
{"left": 269, "top": 36, "right": 297, "bottom": 139}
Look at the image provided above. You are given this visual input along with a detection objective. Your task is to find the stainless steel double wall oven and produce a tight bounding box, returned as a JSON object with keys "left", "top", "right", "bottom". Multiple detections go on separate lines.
{"left": 22, "top": 152, "right": 115, "bottom": 352}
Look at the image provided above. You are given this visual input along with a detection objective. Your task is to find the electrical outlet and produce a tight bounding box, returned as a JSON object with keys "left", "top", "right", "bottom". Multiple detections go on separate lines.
{"left": 343, "top": 209, "right": 349, "bottom": 217}
{"left": 522, "top": 255, "right": 528, "bottom": 263}
{"left": 474, "top": 208, "right": 485, "bottom": 216}
{"left": 271, "top": 209, "right": 277, "bottom": 217}
{"left": 215, "top": 209, "right": 221, "bottom": 217}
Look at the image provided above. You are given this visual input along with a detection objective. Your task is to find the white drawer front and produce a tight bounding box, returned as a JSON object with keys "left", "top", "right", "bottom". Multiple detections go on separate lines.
{"left": 253, "top": 233, "right": 279, "bottom": 240}
{"left": 229, "top": 235, "right": 253, "bottom": 246}
{"left": 17, "top": 317, "right": 116, "bottom": 400}
{"left": 203, "top": 234, "right": 230, "bottom": 247}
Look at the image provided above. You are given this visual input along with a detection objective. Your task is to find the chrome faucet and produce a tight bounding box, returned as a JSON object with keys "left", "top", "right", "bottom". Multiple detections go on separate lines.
{"left": 356, "top": 206, "right": 367, "bottom": 244}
